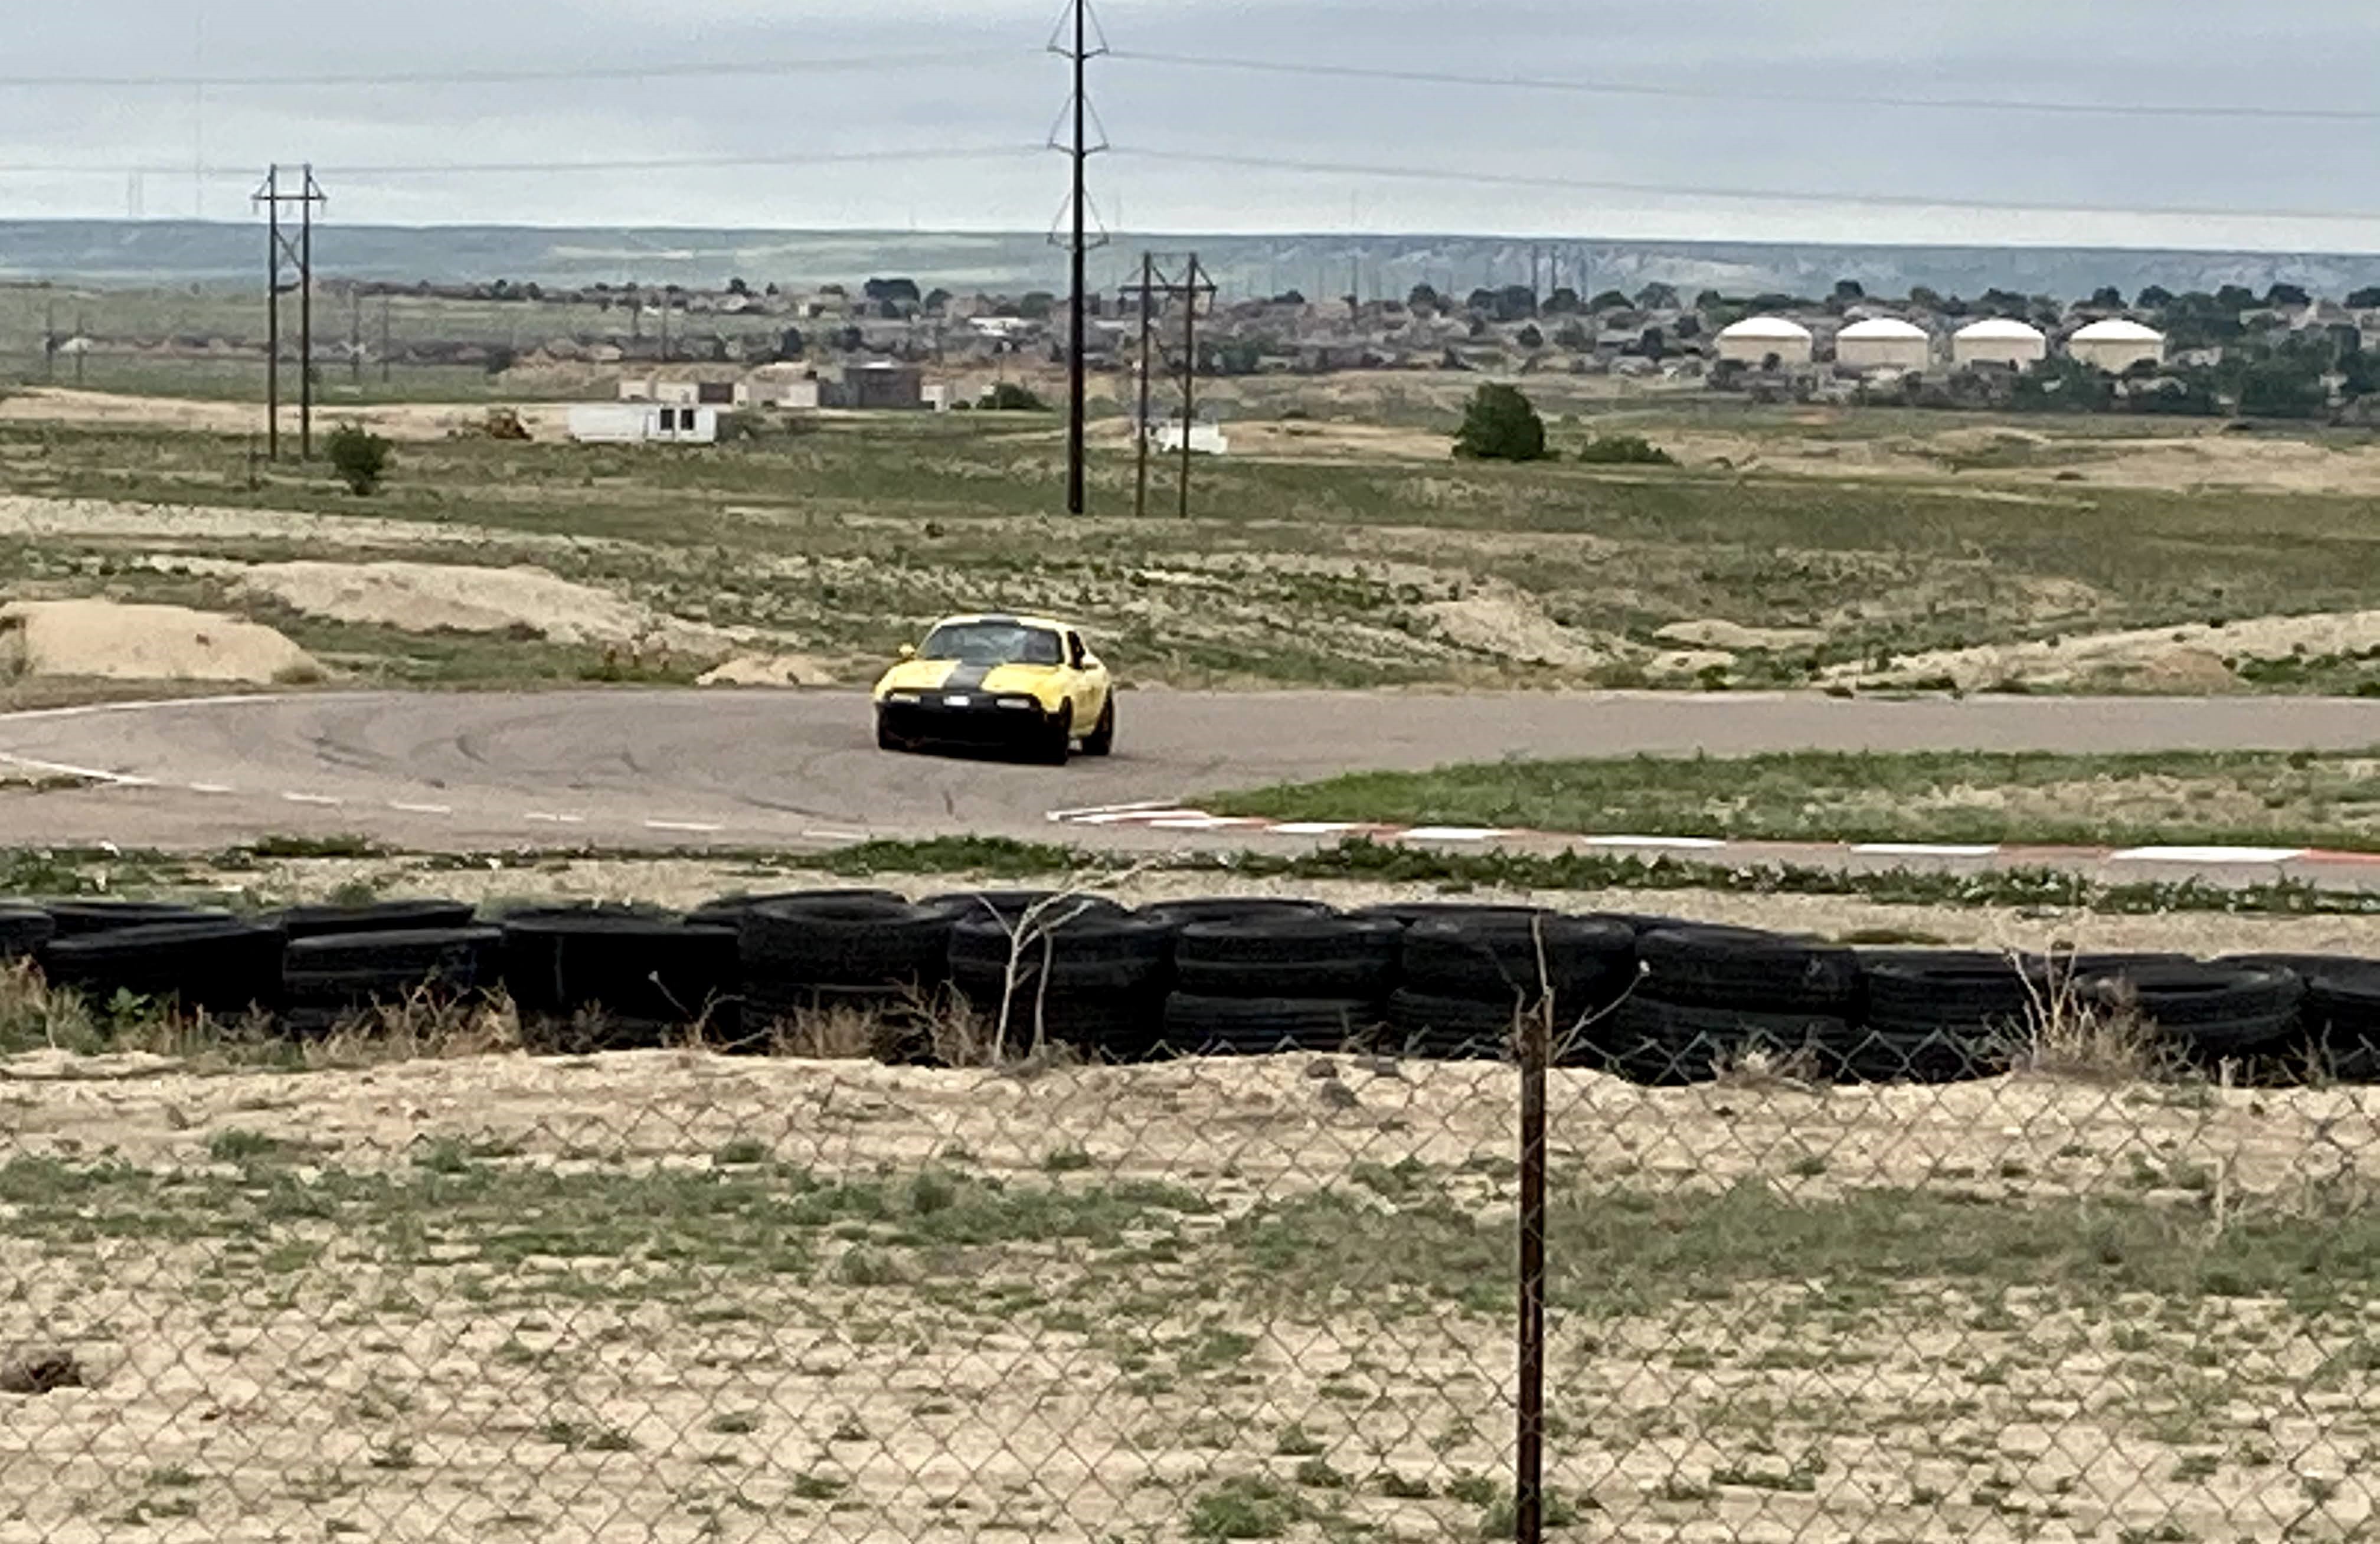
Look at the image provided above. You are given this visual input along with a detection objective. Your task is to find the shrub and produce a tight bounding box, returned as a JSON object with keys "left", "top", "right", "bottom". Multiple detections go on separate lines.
{"left": 979, "top": 382, "right": 1050, "bottom": 412}
{"left": 1574, "top": 432, "right": 1676, "bottom": 466}
{"left": 1451, "top": 383, "right": 1548, "bottom": 462}
{"left": 325, "top": 423, "right": 393, "bottom": 496}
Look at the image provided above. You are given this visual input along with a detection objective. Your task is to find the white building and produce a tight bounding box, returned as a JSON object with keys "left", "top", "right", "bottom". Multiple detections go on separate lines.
{"left": 1834, "top": 316, "right": 1931, "bottom": 371}
{"left": 1951, "top": 318, "right": 2049, "bottom": 369}
{"left": 567, "top": 404, "right": 719, "bottom": 445}
{"left": 617, "top": 378, "right": 747, "bottom": 407}
{"left": 1148, "top": 418, "right": 1228, "bottom": 456}
{"left": 1714, "top": 315, "right": 1815, "bottom": 366}
{"left": 2068, "top": 318, "right": 2166, "bottom": 374}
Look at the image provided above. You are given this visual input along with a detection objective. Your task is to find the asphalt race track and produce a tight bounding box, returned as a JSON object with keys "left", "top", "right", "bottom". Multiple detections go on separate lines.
{"left": 6, "top": 689, "right": 2380, "bottom": 885}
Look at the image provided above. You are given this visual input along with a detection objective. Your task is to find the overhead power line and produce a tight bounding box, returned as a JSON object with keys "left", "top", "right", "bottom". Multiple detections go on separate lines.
{"left": 1109, "top": 48, "right": 2380, "bottom": 125}
{"left": 0, "top": 47, "right": 1015, "bottom": 90}
{"left": 1112, "top": 146, "right": 2380, "bottom": 225}
{"left": 0, "top": 146, "right": 1044, "bottom": 181}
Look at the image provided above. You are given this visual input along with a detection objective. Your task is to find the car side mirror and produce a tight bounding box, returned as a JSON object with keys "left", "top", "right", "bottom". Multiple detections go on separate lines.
{"left": 898, "top": 643, "right": 917, "bottom": 660}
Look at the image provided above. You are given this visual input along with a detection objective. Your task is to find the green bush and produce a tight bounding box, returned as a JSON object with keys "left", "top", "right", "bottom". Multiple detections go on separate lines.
{"left": 979, "top": 382, "right": 1050, "bottom": 412}
{"left": 1574, "top": 433, "right": 1676, "bottom": 466}
{"left": 1451, "top": 383, "right": 1548, "bottom": 462}
{"left": 325, "top": 423, "right": 393, "bottom": 496}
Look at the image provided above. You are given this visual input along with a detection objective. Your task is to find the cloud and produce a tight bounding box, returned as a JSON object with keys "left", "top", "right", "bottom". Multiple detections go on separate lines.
{"left": 2, "top": 0, "right": 2378, "bottom": 251}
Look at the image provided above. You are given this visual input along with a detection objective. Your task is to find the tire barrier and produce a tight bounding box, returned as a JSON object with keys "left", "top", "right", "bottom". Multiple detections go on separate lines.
{"left": 6, "top": 888, "right": 2380, "bottom": 1084}
{"left": 948, "top": 910, "right": 1171, "bottom": 1059}
{"left": 739, "top": 895, "right": 955, "bottom": 1059}
{"left": 271, "top": 899, "right": 479, "bottom": 940}
{"left": 281, "top": 926, "right": 505, "bottom": 1039}
{"left": 0, "top": 903, "right": 53, "bottom": 958}
{"left": 502, "top": 911, "right": 741, "bottom": 1055}
{"left": 39, "top": 919, "right": 286, "bottom": 1016}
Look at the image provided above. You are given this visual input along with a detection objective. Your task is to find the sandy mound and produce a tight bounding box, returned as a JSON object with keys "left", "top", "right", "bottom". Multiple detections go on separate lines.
{"left": 697, "top": 653, "right": 838, "bottom": 688}
{"left": 1835, "top": 609, "right": 2380, "bottom": 691}
{"left": 1656, "top": 618, "right": 1828, "bottom": 652}
{"left": 215, "top": 560, "right": 735, "bottom": 655}
{"left": 0, "top": 600, "right": 319, "bottom": 684}
{"left": 1421, "top": 585, "right": 1628, "bottom": 670}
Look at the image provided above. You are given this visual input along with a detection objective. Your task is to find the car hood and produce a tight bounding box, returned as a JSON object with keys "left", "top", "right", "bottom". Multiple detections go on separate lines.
{"left": 875, "top": 659, "right": 1062, "bottom": 696}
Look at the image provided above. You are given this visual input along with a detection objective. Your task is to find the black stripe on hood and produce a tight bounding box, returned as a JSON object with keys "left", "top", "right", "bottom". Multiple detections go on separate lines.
{"left": 942, "top": 663, "right": 995, "bottom": 693}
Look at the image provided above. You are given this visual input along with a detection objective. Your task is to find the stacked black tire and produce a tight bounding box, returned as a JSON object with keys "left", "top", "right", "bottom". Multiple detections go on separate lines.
{"left": 1156, "top": 901, "right": 1400, "bottom": 1056}
{"left": 736, "top": 893, "right": 954, "bottom": 1058}
{"left": 1613, "top": 925, "right": 1863, "bottom": 1084}
{"left": 1855, "top": 951, "right": 2038, "bottom": 1082}
{"left": 503, "top": 907, "right": 741, "bottom": 1054}
{"left": 2222, "top": 955, "right": 2380, "bottom": 1080}
{"left": 276, "top": 902, "right": 501, "bottom": 1038}
{"left": 1378, "top": 909, "right": 1637, "bottom": 1063}
{"left": 35, "top": 900, "right": 285, "bottom": 1018}
{"left": 940, "top": 892, "right": 1168, "bottom": 1059}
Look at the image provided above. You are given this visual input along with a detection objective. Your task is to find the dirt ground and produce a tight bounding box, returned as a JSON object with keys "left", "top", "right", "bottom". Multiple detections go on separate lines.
{"left": 1, "top": 1042, "right": 2375, "bottom": 1543}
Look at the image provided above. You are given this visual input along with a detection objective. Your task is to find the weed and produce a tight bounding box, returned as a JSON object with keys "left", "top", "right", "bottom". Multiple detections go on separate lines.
{"left": 1188, "top": 1477, "right": 1303, "bottom": 1540}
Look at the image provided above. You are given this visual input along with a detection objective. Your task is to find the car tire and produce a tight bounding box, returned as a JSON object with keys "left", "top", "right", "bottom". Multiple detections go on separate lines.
{"left": 1038, "top": 704, "right": 1073, "bottom": 766}
{"left": 875, "top": 712, "right": 907, "bottom": 753}
{"left": 1082, "top": 699, "right": 1115, "bottom": 757}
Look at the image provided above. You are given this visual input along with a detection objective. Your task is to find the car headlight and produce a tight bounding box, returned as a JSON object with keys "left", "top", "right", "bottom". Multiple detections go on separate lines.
{"left": 996, "top": 695, "right": 1038, "bottom": 710}
{"left": 887, "top": 691, "right": 921, "bottom": 704}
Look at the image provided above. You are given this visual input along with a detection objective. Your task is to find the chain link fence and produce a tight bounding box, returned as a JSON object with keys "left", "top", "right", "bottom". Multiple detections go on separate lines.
{"left": 2, "top": 897, "right": 2379, "bottom": 1541}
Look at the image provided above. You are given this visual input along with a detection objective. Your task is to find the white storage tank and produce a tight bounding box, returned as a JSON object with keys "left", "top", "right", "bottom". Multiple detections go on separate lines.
{"left": 1714, "top": 315, "right": 1815, "bottom": 366}
{"left": 1835, "top": 316, "right": 1931, "bottom": 371}
{"left": 2068, "top": 318, "right": 2165, "bottom": 374}
{"left": 1951, "top": 318, "right": 2049, "bottom": 369}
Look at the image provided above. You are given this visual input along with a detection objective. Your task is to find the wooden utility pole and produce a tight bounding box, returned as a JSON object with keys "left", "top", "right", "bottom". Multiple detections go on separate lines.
{"left": 1133, "top": 253, "right": 1155, "bottom": 519}
{"left": 1178, "top": 253, "right": 1200, "bottom": 521}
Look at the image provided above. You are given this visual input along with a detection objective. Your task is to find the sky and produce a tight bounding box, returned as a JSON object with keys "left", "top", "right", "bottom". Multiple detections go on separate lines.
{"left": 9, "top": 1, "right": 2380, "bottom": 250}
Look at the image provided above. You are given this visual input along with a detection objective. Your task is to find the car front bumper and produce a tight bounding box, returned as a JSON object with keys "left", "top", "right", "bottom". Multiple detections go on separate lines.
{"left": 878, "top": 694, "right": 1055, "bottom": 747}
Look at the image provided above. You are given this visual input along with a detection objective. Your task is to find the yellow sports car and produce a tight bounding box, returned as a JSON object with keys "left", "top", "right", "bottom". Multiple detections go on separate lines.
{"left": 872, "top": 613, "right": 1116, "bottom": 763}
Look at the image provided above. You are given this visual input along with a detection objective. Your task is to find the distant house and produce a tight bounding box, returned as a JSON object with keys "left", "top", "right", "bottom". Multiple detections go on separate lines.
{"left": 567, "top": 404, "right": 718, "bottom": 445}
{"left": 821, "top": 361, "right": 927, "bottom": 410}
{"left": 1146, "top": 417, "right": 1227, "bottom": 455}
{"left": 618, "top": 377, "right": 746, "bottom": 407}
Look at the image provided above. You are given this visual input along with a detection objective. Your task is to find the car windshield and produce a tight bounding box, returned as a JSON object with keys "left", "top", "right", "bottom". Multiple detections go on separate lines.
{"left": 918, "top": 621, "right": 1064, "bottom": 667}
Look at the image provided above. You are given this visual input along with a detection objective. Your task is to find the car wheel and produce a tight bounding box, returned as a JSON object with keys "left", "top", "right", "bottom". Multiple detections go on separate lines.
{"left": 1039, "top": 704, "right": 1073, "bottom": 766}
{"left": 875, "top": 712, "right": 907, "bottom": 753}
{"left": 1081, "top": 698, "right": 1115, "bottom": 757}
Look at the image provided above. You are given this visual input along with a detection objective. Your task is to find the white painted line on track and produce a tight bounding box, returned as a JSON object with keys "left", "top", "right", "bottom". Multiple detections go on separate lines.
{"left": 1851, "top": 842, "right": 2002, "bottom": 858}
{"left": 187, "top": 782, "right": 234, "bottom": 796}
{"left": 803, "top": 828, "right": 871, "bottom": 842}
{"left": 1046, "top": 798, "right": 1178, "bottom": 822}
{"left": 388, "top": 801, "right": 452, "bottom": 816}
{"left": 2108, "top": 845, "right": 2307, "bottom": 865}
{"left": 1147, "top": 816, "right": 1266, "bottom": 831}
{"left": 645, "top": 819, "right": 724, "bottom": 835}
{"left": 0, "top": 751, "right": 152, "bottom": 787}
{"left": 0, "top": 692, "right": 285, "bottom": 725}
{"left": 1402, "top": 826, "right": 1513, "bottom": 842}
{"left": 280, "top": 792, "right": 342, "bottom": 807}
{"left": 1070, "top": 808, "right": 1209, "bottom": 826}
{"left": 1268, "top": 822, "right": 1367, "bottom": 836}
{"left": 1578, "top": 834, "right": 1726, "bottom": 850}
{"left": 525, "top": 812, "right": 586, "bottom": 826}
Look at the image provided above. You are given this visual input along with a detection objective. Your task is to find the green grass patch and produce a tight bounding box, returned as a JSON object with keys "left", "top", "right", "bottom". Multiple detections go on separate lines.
{"left": 1214, "top": 748, "right": 2380, "bottom": 852}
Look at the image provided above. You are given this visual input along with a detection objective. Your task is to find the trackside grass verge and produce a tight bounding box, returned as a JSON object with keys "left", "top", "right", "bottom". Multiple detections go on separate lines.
{"left": 7, "top": 835, "right": 2380, "bottom": 918}
{"left": 1210, "top": 748, "right": 2380, "bottom": 853}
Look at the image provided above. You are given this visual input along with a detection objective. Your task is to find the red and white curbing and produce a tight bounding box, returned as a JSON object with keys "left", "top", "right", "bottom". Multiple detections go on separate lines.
{"left": 1044, "top": 800, "right": 2380, "bottom": 874}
